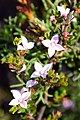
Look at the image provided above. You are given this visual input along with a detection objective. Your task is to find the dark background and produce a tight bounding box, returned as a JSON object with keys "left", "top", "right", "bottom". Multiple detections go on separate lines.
{"left": 0, "top": 1, "right": 18, "bottom": 119}
{"left": 0, "top": 0, "right": 18, "bottom": 19}
{"left": 0, "top": 0, "right": 18, "bottom": 88}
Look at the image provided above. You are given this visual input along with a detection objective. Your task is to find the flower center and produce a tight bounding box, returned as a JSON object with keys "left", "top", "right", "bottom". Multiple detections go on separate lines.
{"left": 50, "top": 42, "right": 56, "bottom": 47}
{"left": 39, "top": 70, "right": 47, "bottom": 78}
{"left": 40, "top": 70, "right": 44, "bottom": 75}
{"left": 18, "top": 98, "right": 23, "bottom": 103}
{"left": 62, "top": 14, "right": 67, "bottom": 18}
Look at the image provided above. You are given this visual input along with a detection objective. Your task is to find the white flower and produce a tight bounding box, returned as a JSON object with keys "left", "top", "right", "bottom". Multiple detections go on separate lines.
{"left": 9, "top": 88, "right": 31, "bottom": 108}
{"left": 26, "top": 80, "right": 38, "bottom": 87}
{"left": 18, "top": 63, "right": 26, "bottom": 73}
{"left": 57, "top": 6, "right": 70, "bottom": 18}
{"left": 42, "top": 34, "right": 64, "bottom": 58}
{"left": 31, "top": 62, "right": 53, "bottom": 78}
{"left": 57, "top": 6, "right": 76, "bottom": 22}
{"left": 17, "top": 36, "right": 34, "bottom": 50}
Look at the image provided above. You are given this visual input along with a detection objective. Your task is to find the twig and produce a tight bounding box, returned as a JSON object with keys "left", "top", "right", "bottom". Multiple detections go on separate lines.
{"left": 37, "top": 105, "right": 46, "bottom": 120}
{"left": 62, "top": 0, "right": 77, "bottom": 32}
{"left": 62, "top": 11, "right": 73, "bottom": 32}
{"left": 36, "top": 86, "right": 48, "bottom": 120}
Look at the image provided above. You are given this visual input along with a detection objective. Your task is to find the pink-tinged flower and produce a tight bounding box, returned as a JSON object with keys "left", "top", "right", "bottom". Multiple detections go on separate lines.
{"left": 42, "top": 34, "right": 64, "bottom": 58}
{"left": 9, "top": 88, "right": 31, "bottom": 108}
{"left": 57, "top": 6, "right": 70, "bottom": 18}
{"left": 26, "top": 80, "right": 38, "bottom": 87}
{"left": 75, "top": 9, "right": 80, "bottom": 14}
{"left": 57, "top": 6, "right": 76, "bottom": 22}
{"left": 62, "top": 98, "right": 75, "bottom": 109}
{"left": 56, "top": 111, "right": 62, "bottom": 116}
{"left": 17, "top": 36, "right": 34, "bottom": 50}
{"left": 62, "top": 31, "right": 69, "bottom": 40}
{"left": 50, "top": 15, "right": 55, "bottom": 21}
{"left": 18, "top": 64, "right": 26, "bottom": 73}
{"left": 39, "top": 36, "right": 44, "bottom": 41}
{"left": 31, "top": 62, "right": 53, "bottom": 78}
{"left": 62, "top": 31, "right": 68, "bottom": 37}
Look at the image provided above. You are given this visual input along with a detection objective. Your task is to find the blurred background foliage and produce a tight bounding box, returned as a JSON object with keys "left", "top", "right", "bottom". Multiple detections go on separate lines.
{"left": 0, "top": 0, "right": 80, "bottom": 120}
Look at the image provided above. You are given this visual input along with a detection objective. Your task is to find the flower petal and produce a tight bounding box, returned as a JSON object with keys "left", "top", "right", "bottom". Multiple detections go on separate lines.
{"left": 40, "top": 73, "right": 48, "bottom": 78}
{"left": 42, "top": 40, "right": 51, "bottom": 48}
{"left": 71, "top": 16, "right": 77, "bottom": 22}
{"left": 21, "top": 36, "right": 28, "bottom": 48}
{"left": 18, "top": 64, "right": 26, "bottom": 73}
{"left": 55, "top": 44, "right": 64, "bottom": 51}
{"left": 21, "top": 87, "right": 28, "bottom": 94}
{"left": 9, "top": 99, "right": 19, "bottom": 106}
{"left": 26, "top": 42, "right": 34, "bottom": 49}
{"left": 48, "top": 47, "right": 55, "bottom": 58}
{"left": 22, "top": 91, "right": 31, "bottom": 100}
{"left": 31, "top": 71, "right": 40, "bottom": 78}
{"left": 34, "top": 62, "right": 42, "bottom": 72}
{"left": 57, "top": 6, "right": 66, "bottom": 16}
{"left": 11, "top": 90, "right": 21, "bottom": 99}
{"left": 51, "top": 34, "right": 59, "bottom": 44}
{"left": 42, "top": 63, "right": 53, "bottom": 73}
{"left": 26, "top": 80, "right": 38, "bottom": 87}
{"left": 20, "top": 101, "right": 27, "bottom": 108}
{"left": 17, "top": 45, "right": 25, "bottom": 50}
{"left": 65, "top": 8, "right": 70, "bottom": 16}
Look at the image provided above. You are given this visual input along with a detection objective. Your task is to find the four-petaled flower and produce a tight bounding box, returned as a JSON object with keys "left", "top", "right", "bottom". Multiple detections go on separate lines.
{"left": 31, "top": 62, "right": 53, "bottom": 78}
{"left": 57, "top": 6, "right": 76, "bottom": 22}
{"left": 26, "top": 80, "right": 38, "bottom": 87}
{"left": 62, "top": 98, "right": 75, "bottom": 109}
{"left": 9, "top": 88, "right": 31, "bottom": 108}
{"left": 42, "top": 34, "right": 64, "bottom": 58}
{"left": 17, "top": 36, "right": 34, "bottom": 50}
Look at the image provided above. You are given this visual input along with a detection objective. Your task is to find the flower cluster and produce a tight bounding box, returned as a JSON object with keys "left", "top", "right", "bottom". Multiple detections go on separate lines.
{"left": 7, "top": 1, "right": 79, "bottom": 120}
{"left": 9, "top": 80, "right": 38, "bottom": 108}
{"left": 9, "top": 50, "right": 53, "bottom": 108}
{"left": 9, "top": 88, "right": 31, "bottom": 108}
{"left": 9, "top": 5, "right": 76, "bottom": 108}
{"left": 9, "top": 34, "right": 64, "bottom": 108}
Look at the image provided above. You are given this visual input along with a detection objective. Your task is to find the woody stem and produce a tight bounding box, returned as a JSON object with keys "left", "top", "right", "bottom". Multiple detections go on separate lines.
{"left": 36, "top": 86, "right": 48, "bottom": 120}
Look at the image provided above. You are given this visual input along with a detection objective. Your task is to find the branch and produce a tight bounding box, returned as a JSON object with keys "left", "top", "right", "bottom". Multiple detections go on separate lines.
{"left": 37, "top": 105, "right": 46, "bottom": 120}
{"left": 62, "top": 0, "right": 77, "bottom": 32}
{"left": 36, "top": 86, "right": 48, "bottom": 120}
{"left": 62, "top": 11, "right": 73, "bottom": 32}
